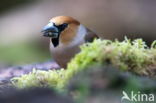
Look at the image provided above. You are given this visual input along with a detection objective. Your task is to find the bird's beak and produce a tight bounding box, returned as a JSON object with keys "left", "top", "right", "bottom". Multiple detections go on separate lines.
{"left": 41, "top": 22, "right": 59, "bottom": 38}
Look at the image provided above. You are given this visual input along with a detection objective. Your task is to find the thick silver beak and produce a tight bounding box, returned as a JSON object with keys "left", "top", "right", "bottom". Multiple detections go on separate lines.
{"left": 42, "top": 22, "right": 59, "bottom": 38}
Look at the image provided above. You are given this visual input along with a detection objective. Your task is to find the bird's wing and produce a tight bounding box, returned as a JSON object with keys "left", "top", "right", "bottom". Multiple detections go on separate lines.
{"left": 85, "top": 28, "right": 99, "bottom": 42}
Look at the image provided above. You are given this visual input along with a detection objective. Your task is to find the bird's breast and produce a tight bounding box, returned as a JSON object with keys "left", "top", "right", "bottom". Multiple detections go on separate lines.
{"left": 50, "top": 42, "right": 81, "bottom": 68}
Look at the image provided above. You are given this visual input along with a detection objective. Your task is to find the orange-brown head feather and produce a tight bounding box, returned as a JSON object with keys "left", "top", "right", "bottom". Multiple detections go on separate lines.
{"left": 50, "top": 16, "right": 80, "bottom": 45}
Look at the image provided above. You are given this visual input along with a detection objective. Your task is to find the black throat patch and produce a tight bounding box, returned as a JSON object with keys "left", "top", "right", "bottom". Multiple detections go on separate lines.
{"left": 51, "top": 37, "right": 59, "bottom": 47}
{"left": 51, "top": 23, "right": 68, "bottom": 47}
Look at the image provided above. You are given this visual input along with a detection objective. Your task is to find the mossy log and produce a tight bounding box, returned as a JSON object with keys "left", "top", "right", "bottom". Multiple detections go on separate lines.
{"left": 11, "top": 38, "right": 156, "bottom": 89}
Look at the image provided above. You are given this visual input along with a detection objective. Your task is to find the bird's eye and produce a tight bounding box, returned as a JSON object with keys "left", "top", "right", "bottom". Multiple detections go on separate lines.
{"left": 61, "top": 23, "right": 68, "bottom": 29}
{"left": 57, "top": 23, "right": 68, "bottom": 32}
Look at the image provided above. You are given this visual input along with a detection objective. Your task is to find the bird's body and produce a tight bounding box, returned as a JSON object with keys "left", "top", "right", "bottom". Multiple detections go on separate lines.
{"left": 50, "top": 40, "right": 81, "bottom": 68}
{"left": 42, "top": 16, "right": 98, "bottom": 68}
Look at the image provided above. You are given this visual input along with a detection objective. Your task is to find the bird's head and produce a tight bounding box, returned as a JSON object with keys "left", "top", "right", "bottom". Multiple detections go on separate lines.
{"left": 42, "top": 16, "right": 81, "bottom": 47}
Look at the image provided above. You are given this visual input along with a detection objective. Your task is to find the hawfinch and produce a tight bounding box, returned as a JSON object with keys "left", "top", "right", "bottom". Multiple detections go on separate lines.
{"left": 42, "top": 16, "right": 98, "bottom": 68}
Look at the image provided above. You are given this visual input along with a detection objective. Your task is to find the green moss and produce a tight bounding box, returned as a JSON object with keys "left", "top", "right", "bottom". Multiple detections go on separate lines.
{"left": 11, "top": 38, "right": 156, "bottom": 89}
{"left": 12, "top": 69, "right": 66, "bottom": 89}
{"left": 67, "top": 38, "right": 156, "bottom": 76}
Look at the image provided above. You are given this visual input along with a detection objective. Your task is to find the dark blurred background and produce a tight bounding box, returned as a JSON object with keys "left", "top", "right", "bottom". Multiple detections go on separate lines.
{"left": 0, "top": 0, "right": 156, "bottom": 67}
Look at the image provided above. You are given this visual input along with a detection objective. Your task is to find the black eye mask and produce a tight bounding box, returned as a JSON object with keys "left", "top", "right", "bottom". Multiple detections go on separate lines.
{"left": 51, "top": 23, "right": 68, "bottom": 47}
{"left": 55, "top": 23, "right": 68, "bottom": 32}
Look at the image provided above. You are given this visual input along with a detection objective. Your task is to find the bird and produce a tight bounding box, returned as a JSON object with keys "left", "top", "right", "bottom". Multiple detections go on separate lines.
{"left": 42, "top": 16, "right": 98, "bottom": 68}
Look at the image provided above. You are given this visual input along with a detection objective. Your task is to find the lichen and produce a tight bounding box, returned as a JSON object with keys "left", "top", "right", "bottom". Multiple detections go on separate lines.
{"left": 11, "top": 38, "right": 156, "bottom": 89}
